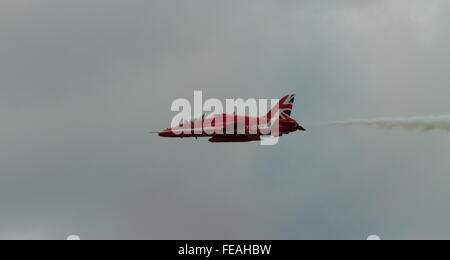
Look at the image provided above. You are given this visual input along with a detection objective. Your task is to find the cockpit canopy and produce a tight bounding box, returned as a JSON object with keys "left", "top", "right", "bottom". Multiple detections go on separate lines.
{"left": 178, "top": 113, "right": 213, "bottom": 127}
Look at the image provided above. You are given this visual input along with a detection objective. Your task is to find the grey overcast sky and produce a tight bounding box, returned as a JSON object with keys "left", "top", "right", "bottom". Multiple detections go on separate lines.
{"left": 0, "top": 0, "right": 449, "bottom": 239}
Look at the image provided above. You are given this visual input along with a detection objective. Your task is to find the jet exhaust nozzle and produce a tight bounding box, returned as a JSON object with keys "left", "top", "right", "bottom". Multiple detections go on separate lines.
{"left": 297, "top": 124, "right": 306, "bottom": 131}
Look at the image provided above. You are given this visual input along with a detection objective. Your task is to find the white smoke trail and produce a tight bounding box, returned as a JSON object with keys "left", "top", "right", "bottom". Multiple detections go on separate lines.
{"left": 328, "top": 115, "right": 450, "bottom": 132}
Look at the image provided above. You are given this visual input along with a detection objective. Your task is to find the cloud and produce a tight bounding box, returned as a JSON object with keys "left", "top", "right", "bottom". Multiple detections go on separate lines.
{"left": 0, "top": 0, "right": 450, "bottom": 239}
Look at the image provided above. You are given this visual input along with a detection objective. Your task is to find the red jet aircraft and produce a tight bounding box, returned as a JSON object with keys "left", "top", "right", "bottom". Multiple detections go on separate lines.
{"left": 158, "top": 94, "right": 306, "bottom": 143}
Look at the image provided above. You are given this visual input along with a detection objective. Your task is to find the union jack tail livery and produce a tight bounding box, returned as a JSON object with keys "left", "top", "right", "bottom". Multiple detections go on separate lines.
{"left": 264, "top": 94, "right": 296, "bottom": 121}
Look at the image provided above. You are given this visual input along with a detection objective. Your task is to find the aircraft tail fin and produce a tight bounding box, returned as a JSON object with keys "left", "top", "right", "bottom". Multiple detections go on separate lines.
{"left": 264, "top": 94, "right": 295, "bottom": 120}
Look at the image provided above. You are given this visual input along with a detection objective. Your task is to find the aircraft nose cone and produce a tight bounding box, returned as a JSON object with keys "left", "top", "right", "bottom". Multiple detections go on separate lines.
{"left": 158, "top": 129, "right": 172, "bottom": 137}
